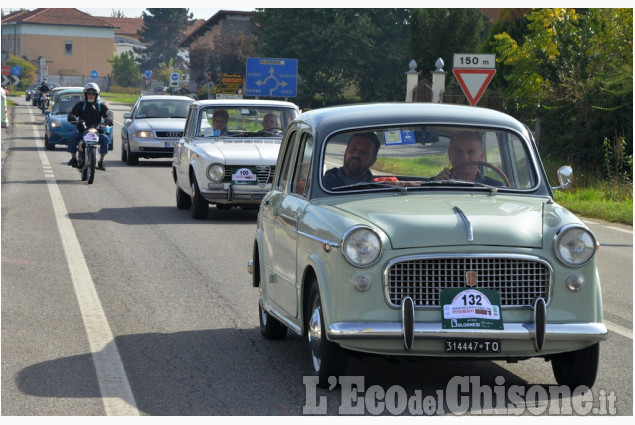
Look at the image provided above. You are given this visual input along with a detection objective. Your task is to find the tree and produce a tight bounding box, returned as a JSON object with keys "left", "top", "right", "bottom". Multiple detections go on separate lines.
{"left": 253, "top": 9, "right": 410, "bottom": 108}
{"left": 190, "top": 33, "right": 256, "bottom": 85}
{"left": 6, "top": 55, "right": 36, "bottom": 88}
{"left": 491, "top": 8, "right": 633, "bottom": 172}
{"left": 408, "top": 9, "right": 485, "bottom": 77}
{"left": 134, "top": 8, "right": 193, "bottom": 73}
{"left": 111, "top": 9, "right": 126, "bottom": 18}
{"left": 109, "top": 51, "right": 140, "bottom": 88}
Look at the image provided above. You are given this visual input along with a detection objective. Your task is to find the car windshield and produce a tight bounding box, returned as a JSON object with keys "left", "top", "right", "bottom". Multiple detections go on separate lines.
{"left": 197, "top": 106, "right": 299, "bottom": 138}
{"left": 135, "top": 99, "right": 193, "bottom": 119}
{"left": 52, "top": 94, "right": 82, "bottom": 115}
{"left": 321, "top": 125, "right": 538, "bottom": 192}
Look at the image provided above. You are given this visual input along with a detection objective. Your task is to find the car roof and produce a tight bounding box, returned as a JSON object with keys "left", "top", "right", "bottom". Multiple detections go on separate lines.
{"left": 138, "top": 95, "right": 194, "bottom": 101}
{"left": 55, "top": 88, "right": 84, "bottom": 96}
{"left": 295, "top": 103, "right": 530, "bottom": 137}
{"left": 192, "top": 99, "right": 300, "bottom": 109}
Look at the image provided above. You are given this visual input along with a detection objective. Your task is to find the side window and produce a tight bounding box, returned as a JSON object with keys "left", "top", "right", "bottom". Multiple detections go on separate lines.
{"left": 183, "top": 108, "right": 197, "bottom": 137}
{"left": 291, "top": 133, "right": 314, "bottom": 196}
{"left": 276, "top": 129, "right": 298, "bottom": 192}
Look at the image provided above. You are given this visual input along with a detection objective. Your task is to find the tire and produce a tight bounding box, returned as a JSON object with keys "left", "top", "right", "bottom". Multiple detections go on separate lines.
{"left": 259, "top": 303, "right": 288, "bottom": 339}
{"left": 44, "top": 134, "right": 55, "bottom": 150}
{"left": 551, "top": 343, "right": 600, "bottom": 388}
{"left": 86, "top": 148, "right": 96, "bottom": 184}
{"left": 176, "top": 183, "right": 192, "bottom": 209}
{"left": 190, "top": 179, "right": 208, "bottom": 219}
{"left": 121, "top": 140, "right": 128, "bottom": 162}
{"left": 126, "top": 143, "right": 139, "bottom": 165}
{"left": 307, "top": 278, "right": 347, "bottom": 388}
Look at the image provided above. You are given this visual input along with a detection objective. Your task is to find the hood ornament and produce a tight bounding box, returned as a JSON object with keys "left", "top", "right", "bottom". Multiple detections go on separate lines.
{"left": 453, "top": 206, "right": 473, "bottom": 242}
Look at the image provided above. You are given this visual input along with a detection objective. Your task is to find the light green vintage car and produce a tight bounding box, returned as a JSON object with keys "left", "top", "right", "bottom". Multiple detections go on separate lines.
{"left": 249, "top": 103, "right": 607, "bottom": 388}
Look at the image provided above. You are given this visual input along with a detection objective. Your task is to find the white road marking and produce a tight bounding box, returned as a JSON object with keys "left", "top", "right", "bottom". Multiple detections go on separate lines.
{"left": 604, "top": 320, "right": 633, "bottom": 340}
{"left": 604, "top": 226, "right": 633, "bottom": 234}
{"left": 32, "top": 109, "right": 140, "bottom": 415}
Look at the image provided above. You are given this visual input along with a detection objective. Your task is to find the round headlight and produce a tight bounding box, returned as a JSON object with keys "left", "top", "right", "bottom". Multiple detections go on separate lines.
{"left": 207, "top": 163, "right": 225, "bottom": 182}
{"left": 342, "top": 226, "right": 382, "bottom": 267}
{"left": 554, "top": 225, "right": 597, "bottom": 266}
{"left": 50, "top": 120, "right": 61, "bottom": 128}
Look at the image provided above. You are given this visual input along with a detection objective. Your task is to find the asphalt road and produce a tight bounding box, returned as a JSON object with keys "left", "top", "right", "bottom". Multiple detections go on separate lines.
{"left": 1, "top": 97, "right": 632, "bottom": 416}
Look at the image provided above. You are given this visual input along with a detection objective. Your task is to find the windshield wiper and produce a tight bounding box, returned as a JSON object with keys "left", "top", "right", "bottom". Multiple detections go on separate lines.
{"left": 431, "top": 179, "right": 499, "bottom": 194}
{"left": 331, "top": 181, "right": 408, "bottom": 194}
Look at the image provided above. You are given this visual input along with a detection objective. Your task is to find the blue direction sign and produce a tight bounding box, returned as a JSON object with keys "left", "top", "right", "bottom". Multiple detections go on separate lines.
{"left": 246, "top": 58, "right": 297, "bottom": 97}
{"left": 12, "top": 65, "right": 22, "bottom": 76}
{"left": 144, "top": 69, "right": 152, "bottom": 80}
{"left": 90, "top": 70, "right": 99, "bottom": 79}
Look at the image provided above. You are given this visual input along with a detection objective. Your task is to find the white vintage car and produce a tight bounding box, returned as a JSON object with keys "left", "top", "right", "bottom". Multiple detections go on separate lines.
{"left": 172, "top": 99, "right": 300, "bottom": 219}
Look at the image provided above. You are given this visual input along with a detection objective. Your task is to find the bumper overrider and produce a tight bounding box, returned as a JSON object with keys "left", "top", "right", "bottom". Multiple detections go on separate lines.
{"left": 328, "top": 297, "right": 608, "bottom": 356}
{"left": 202, "top": 183, "right": 272, "bottom": 204}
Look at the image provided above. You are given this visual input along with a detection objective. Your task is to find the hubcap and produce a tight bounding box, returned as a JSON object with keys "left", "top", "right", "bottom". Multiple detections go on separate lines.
{"left": 308, "top": 300, "right": 322, "bottom": 372}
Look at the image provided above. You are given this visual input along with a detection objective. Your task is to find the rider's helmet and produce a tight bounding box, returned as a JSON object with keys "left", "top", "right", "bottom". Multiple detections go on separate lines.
{"left": 83, "top": 82, "right": 100, "bottom": 102}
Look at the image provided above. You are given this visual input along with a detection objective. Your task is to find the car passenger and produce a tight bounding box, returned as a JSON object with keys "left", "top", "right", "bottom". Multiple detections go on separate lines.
{"left": 323, "top": 132, "right": 380, "bottom": 190}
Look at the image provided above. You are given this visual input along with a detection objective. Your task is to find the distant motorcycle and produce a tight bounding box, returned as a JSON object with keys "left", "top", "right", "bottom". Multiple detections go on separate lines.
{"left": 74, "top": 111, "right": 114, "bottom": 184}
{"left": 39, "top": 93, "right": 50, "bottom": 113}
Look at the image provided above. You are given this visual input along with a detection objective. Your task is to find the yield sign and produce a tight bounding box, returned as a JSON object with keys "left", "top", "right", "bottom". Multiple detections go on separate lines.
{"left": 452, "top": 69, "right": 496, "bottom": 106}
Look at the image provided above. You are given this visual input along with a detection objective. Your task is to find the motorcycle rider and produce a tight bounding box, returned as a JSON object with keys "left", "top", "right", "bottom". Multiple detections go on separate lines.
{"left": 66, "top": 83, "right": 112, "bottom": 170}
{"left": 38, "top": 79, "right": 50, "bottom": 108}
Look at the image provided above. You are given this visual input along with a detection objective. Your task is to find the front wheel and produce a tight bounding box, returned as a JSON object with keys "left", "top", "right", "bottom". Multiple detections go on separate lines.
{"left": 307, "top": 279, "right": 347, "bottom": 388}
{"left": 190, "top": 179, "right": 208, "bottom": 219}
{"left": 86, "top": 147, "right": 96, "bottom": 184}
{"left": 176, "top": 182, "right": 192, "bottom": 209}
{"left": 551, "top": 343, "right": 600, "bottom": 388}
{"left": 126, "top": 142, "right": 139, "bottom": 165}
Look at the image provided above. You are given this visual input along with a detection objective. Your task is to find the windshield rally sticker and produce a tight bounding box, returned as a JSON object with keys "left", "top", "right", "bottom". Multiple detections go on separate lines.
{"left": 441, "top": 288, "right": 503, "bottom": 330}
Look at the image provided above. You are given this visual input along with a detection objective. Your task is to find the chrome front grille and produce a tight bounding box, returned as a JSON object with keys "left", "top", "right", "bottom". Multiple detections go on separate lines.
{"left": 224, "top": 166, "right": 275, "bottom": 185}
{"left": 385, "top": 255, "right": 551, "bottom": 308}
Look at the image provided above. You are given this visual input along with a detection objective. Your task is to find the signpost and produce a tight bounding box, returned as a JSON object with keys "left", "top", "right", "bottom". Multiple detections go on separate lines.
{"left": 452, "top": 53, "right": 496, "bottom": 106}
{"left": 90, "top": 70, "right": 99, "bottom": 79}
{"left": 245, "top": 58, "right": 297, "bottom": 98}
{"left": 216, "top": 73, "right": 243, "bottom": 95}
{"left": 170, "top": 72, "right": 180, "bottom": 87}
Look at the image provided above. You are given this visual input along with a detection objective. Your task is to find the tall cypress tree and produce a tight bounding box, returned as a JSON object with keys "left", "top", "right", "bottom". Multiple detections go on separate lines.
{"left": 134, "top": 8, "right": 193, "bottom": 72}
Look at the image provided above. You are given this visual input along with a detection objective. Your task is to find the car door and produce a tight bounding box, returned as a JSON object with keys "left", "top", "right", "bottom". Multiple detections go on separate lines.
{"left": 175, "top": 106, "right": 198, "bottom": 188}
{"left": 269, "top": 127, "right": 314, "bottom": 317}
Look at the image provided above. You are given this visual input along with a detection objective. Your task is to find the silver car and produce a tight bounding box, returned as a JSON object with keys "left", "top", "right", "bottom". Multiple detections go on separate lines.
{"left": 121, "top": 95, "right": 194, "bottom": 165}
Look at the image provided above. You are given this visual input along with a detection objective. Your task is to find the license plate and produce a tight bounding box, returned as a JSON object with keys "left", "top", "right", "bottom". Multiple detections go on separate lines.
{"left": 444, "top": 339, "right": 501, "bottom": 353}
{"left": 252, "top": 194, "right": 265, "bottom": 200}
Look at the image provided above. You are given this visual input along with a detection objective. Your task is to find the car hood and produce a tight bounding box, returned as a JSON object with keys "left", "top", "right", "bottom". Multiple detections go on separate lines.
{"left": 131, "top": 119, "right": 186, "bottom": 132}
{"left": 196, "top": 140, "right": 281, "bottom": 164}
{"left": 329, "top": 194, "right": 545, "bottom": 249}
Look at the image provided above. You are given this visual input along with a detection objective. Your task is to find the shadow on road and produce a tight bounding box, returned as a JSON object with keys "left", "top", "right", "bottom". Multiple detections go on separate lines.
{"left": 16, "top": 327, "right": 565, "bottom": 415}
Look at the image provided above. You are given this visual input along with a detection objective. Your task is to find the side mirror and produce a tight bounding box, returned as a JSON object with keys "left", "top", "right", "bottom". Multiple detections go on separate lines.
{"left": 552, "top": 165, "right": 573, "bottom": 191}
{"left": 123, "top": 112, "right": 131, "bottom": 119}
{"left": 44, "top": 110, "right": 51, "bottom": 116}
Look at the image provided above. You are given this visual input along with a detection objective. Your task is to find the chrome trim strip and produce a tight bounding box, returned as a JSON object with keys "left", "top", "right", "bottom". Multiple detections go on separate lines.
{"left": 328, "top": 322, "right": 608, "bottom": 341}
{"left": 453, "top": 206, "right": 473, "bottom": 242}
{"left": 259, "top": 296, "right": 302, "bottom": 336}
{"left": 297, "top": 231, "right": 339, "bottom": 248}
